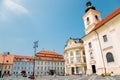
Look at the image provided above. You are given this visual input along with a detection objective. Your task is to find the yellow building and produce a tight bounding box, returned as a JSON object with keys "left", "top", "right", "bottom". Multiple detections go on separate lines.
{"left": 0, "top": 52, "right": 14, "bottom": 77}
{"left": 64, "top": 38, "right": 86, "bottom": 75}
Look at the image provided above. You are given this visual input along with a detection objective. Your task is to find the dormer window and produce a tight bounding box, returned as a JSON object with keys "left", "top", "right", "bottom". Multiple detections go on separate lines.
{"left": 86, "top": 17, "right": 90, "bottom": 25}
{"left": 95, "top": 15, "right": 99, "bottom": 20}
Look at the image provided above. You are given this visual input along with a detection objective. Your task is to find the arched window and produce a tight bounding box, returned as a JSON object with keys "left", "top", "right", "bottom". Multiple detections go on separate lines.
{"left": 106, "top": 52, "right": 114, "bottom": 62}
{"left": 87, "top": 17, "right": 89, "bottom": 22}
{"left": 95, "top": 15, "right": 99, "bottom": 20}
{"left": 86, "top": 17, "right": 90, "bottom": 25}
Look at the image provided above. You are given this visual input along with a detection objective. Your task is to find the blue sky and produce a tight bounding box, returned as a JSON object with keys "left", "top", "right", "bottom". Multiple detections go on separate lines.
{"left": 0, "top": 0, "right": 120, "bottom": 56}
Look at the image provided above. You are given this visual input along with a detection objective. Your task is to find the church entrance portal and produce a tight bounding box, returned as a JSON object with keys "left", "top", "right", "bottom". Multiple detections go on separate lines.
{"left": 92, "top": 65, "right": 96, "bottom": 73}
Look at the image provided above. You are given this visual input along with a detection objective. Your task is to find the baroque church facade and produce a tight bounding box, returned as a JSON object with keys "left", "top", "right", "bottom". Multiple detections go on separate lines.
{"left": 82, "top": 1, "right": 120, "bottom": 75}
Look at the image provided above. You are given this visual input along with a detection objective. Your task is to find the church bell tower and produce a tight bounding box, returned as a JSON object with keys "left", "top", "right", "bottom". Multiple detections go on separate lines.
{"left": 82, "top": 1, "right": 102, "bottom": 34}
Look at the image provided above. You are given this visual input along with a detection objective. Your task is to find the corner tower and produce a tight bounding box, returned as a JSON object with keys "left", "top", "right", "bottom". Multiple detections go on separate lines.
{"left": 82, "top": 1, "right": 101, "bottom": 34}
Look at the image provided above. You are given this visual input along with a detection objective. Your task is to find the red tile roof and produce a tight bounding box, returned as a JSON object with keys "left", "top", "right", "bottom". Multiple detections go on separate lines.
{"left": 36, "top": 50, "right": 64, "bottom": 62}
{"left": 37, "top": 50, "right": 60, "bottom": 55}
{"left": 92, "top": 7, "right": 120, "bottom": 31}
{"left": 14, "top": 55, "right": 34, "bottom": 62}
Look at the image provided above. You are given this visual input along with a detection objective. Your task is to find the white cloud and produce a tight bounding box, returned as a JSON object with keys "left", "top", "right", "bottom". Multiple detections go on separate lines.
{"left": 4, "top": 0, "right": 28, "bottom": 14}
{"left": 0, "top": 0, "right": 29, "bottom": 21}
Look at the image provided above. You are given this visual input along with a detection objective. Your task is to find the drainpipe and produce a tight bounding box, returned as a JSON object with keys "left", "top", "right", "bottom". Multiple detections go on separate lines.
{"left": 94, "top": 30, "right": 106, "bottom": 74}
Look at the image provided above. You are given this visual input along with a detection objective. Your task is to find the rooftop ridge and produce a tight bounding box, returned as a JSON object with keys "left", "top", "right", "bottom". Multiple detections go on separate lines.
{"left": 91, "top": 7, "right": 120, "bottom": 32}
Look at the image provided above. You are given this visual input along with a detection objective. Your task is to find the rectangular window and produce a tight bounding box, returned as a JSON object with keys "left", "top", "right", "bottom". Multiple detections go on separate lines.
{"left": 83, "top": 58, "right": 86, "bottom": 62}
{"left": 76, "top": 50, "right": 80, "bottom": 55}
{"left": 41, "top": 62, "right": 43, "bottom": 65}
{"left": 9, "top": 66, "right": 10, "bottom": 69}
{"left": 76, "top": 67, "right": 79, "bottom": 74}
{"left": 37, "top": 67, "right": 39, "bottom": 69}
{"left": 83, "top": 50, "right": 85, "bottom": 55}
{"left": 70, "top": 51, "right": 73, "bottom": 56}
{"left": 14, "top": 67, "right": 16, "bottom": 70}
{"left": 41, "top": 67, "right": 43, "bottom": 71}
{"left": 38, "top": 61, "right": 39, "bottom": 65}
{"left": 70, "top": 58, "right": 74, "bottom": 64}
{"left": 88, "top": 42, "right": 92, "bottom": 48}
{"left": 76, "top": 58, "right": 81, "bottom": 62}
{"left": 66, "top": 53, "right": 68, "bottom": 57}
{"left": 90, "top": 53, "right": 94, "bottom": 59}
{"left": 103, "top": 35, "right": 108, "bottom": 42}
{"left": 66, "top": 59, "right": 69, "bottom": 64}
{"left": 5, "top": 66, "right": 7, "bottom": 69}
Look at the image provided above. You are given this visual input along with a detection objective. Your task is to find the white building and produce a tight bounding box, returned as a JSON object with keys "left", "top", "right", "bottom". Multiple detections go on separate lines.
{"left": 82, "top": 1, "right": 120, "bottom": 75}
{"left": 35, "top": 50, "right": 65, "bottom": 76}
{"left": 64, "top": 38, "right": 86, "bottom": 75}
{"left": 12, "top": 55, "right": 34, "bottom": 76}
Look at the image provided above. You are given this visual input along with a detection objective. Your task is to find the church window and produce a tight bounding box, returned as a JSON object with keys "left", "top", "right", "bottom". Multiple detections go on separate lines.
{"left": 90, "top": 52, "right": 94, "bottom": 59}
{"left": 86, "top": 17, "right": 90, "bottom": 25}
{"left": 103, "top": 35, "right": 108, "bottom": 42}
{"left": 95, "top": 15, "right": 99, "bottom": 20}
{"left": 106, "top": 52, "right": 114, "bottom": 62}
{"left": 88, "top": 42, "right": 92, "bottom": 48}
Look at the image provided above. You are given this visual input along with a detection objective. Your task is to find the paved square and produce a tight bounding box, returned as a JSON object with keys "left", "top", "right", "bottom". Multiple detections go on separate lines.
{"left": 0, "top": 75, "right": 120, "bottom": 80}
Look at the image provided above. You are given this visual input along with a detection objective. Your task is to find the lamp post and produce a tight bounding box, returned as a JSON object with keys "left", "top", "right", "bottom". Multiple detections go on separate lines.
{"left": 33, "top": 41, "right": 38, "bottom": 79}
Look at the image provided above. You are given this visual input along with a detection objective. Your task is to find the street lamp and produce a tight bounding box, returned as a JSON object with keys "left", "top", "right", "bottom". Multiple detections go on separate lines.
{"left": 33, "top": 41, "right": 39, "bottom": 79}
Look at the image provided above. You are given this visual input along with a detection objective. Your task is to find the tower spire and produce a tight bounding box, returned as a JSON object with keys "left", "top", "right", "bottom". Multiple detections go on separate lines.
{"left": 85, "top": 1, "right": 96, "bottom": 13}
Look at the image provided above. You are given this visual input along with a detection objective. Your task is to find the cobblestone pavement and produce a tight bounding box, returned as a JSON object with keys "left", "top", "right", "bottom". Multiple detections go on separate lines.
{"left": 0, "top": 75, "right": 120, "bottom": 80}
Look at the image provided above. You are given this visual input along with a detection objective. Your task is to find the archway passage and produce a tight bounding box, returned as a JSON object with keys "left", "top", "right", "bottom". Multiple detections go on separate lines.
{"left": 49, "top": 70, "right": 55, "bottom": 75}
{"left": 92, "top": 65, "right": 96, "bottom": 73}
